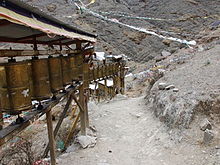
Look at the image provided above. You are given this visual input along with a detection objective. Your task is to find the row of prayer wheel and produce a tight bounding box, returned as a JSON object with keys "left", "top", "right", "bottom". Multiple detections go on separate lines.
{"left": 88, "top": 63, "right": 120, "bottom": 82}
{"left": 0, "top": 54, "right": 83, "bottom": 115}
{"left": 0, "top": 54, "right": 121, "bottom": 115}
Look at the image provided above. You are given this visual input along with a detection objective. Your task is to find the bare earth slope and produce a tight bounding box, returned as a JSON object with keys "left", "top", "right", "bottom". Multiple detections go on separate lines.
{"left": 22, "top": 0, "right": 220, "bottom": 62}
{"left": 57, "top": 96, "right": 220, "bottom": 165}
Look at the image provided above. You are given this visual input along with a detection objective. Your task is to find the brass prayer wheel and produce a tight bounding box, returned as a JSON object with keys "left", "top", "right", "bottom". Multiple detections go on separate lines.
{"left": 83, "top": 63, "right": 90, "bottom": 87}
{"left": 31, "top": 58, "right": 52, "bottom": 100}
{"left": 93, "top": 67, "right": 98, "bottom": 80}
{"left": 0, "top": 62, "right": 32, "bottom": 115}
{"left": 98, "top": 66, "right": 102, "bottom": 79}
{"left": 76, "top": 54, "right": 84, "bottom": 80}
{"left": 70, "top": 54, "right": 83, "bottom": 81}
{"left": 48, "top": 56, "right": 63, "bottom": 93}
{"left": 61, "top": 56, "right": 72, "bottom": 85}
{"left": 69, "top": 55, "right": 78, "bottom": 81}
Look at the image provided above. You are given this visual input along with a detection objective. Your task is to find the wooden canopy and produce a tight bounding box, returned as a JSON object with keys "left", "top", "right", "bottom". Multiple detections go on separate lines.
{"left": 0, "top": 0, "right": 97, "bottom": 46}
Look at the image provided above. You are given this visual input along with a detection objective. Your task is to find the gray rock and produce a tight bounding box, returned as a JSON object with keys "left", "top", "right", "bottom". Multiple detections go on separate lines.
{"left": 161, "top": 50, "right": 171, "bottom": 57}
{"left": 173, "top": 88, "right": 179, "bottom": 92}
{"left": 165, "top": 85, "right": 175, "bottom": 90}
{"left": 158, "top": 82, "right": 167, "bottom": 90}
{"left": 200, "top": 118, "right": 212, "bottom": 131}
{"left": 46, "top": 4, "right": 57, "bottom": 12}
{"left": 203, "top": 129, "right": 214, "bottom": 144}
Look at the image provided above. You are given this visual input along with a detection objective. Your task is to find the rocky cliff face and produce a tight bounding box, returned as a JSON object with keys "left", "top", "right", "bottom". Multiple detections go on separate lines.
{"left": 23, "top": 0, "right": 220, "bottom": 62}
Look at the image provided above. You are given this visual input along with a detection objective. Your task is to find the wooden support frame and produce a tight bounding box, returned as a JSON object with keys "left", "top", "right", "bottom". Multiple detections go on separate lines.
{"left": 0, "top": 85, "right": 79, "bottom": 146}
{"left": 46, "top": 110, "right": 56, "bottom": 165}
{"left": 43, "top": 92, "right": 74, "bottom": 158}
{"left": 78, "top": 85, "right": 86, "bottom": 135}
{"left": 64, "top": 112, "right": 80, "bottom": 148}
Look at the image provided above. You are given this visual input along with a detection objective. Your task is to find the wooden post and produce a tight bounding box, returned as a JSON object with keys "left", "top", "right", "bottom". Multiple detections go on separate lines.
{"left": 119, "top": 64, "right": 125, "bottom": 94}
{"left": 79, "top": 85, "right": 86, "bottom": 135}
{"left": 0, "top": 101, "right": 3, "bottom": 130}
{"left": 83, "top": 63, "right": 90, "bottom": 128}
{"left": 64, "top": 113, "right": 80, "bottom": 148}
{"left": 0, "top": 111, "right": 3, "bottom": 130}
{"left": 46, "top": 110, "right": 56, "bottom": 165}
{"left": 104, "top": 78, "right": 107, "bottom": 100}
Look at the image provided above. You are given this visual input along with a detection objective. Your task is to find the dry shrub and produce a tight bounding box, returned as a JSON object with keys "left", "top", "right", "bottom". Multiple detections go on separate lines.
{"left": 0, "top": 136, "right": 35, "bottom": 165}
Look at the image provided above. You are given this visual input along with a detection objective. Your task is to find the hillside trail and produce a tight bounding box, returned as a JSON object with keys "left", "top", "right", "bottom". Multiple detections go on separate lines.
{"left": 57, "top": 95, "right": 202, "bottom": 165}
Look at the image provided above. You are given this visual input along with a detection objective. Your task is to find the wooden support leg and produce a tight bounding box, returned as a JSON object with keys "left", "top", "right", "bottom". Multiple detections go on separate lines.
{"left": 43, "top": 93, "right": 73, "bottom": 158}
{"left": 64, "top": 113, "right": 80, "bottom": 148}
{"left": 46, "top": 110, "right": 56, "bottom": 165}
{"left": 104, "top": 79, "right": 107, "bottom": 100}
{"left": 79, "top": 85, "right": 86, "bottom": 135}
{"left": 0, "top": 111, "right": 3, "bottom": 130}
{"left": 85, "top": 91, "right": 89, "bottom": 127}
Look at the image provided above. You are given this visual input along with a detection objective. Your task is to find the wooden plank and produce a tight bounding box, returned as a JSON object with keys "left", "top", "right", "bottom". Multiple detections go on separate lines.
{"left": 0, "top": 111, "right": 3, "bottom": 130}
{"left": 0, "top": 49, "right": 80, "bottom": 57}
{"left": 64, "top": 113, "right": 80, "bottom": 148}
{"left": 0, "top": 47, "right": 94, "bottom": 57}
{"left": 79, "top": 85, "right": 86, "bottom": 135}
{"left": 46, "top": 110, "right": 56, "bottom": 165}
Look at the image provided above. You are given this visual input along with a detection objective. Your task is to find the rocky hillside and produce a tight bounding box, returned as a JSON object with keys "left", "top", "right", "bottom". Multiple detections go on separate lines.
{"left": 23, "top": 0, "right": 220, "bottom": 62}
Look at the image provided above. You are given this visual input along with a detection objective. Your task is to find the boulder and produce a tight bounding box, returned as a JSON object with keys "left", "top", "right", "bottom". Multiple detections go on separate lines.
{"left": 203, "top": 129, "right": 214, "bottom": 144}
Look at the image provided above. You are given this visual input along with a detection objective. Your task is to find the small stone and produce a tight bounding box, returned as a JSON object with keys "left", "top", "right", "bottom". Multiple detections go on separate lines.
{"left": 76, "top": 135, "right": 97, "bottom": 149}
{"left": 173, "top": 88, "right": 179, "bottom": 92}
{"left": 203, "top": 129, "right": 214, "bottom": 144}
{"left": 158, "top": 82, "right": 167, "bottom": 90}
{"left": 46, "top": 4, "right": 57, "bottom": 12}
{"left": 161, "top": 50, "right": 171, "bottom": 57}
{"left": 165, "top": 85, "right": 175, "bottom": 90}
{"left": 200, "top": 118, "right": 212, "bottom": 131}
{"left": 162, "top": 39, "right": 171, "bottom": 46}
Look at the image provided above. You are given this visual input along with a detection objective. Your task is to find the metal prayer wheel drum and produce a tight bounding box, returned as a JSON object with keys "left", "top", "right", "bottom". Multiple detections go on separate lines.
{"left": 69, "top": 55, "right": 78, "bottom": 81}
{"left": 70, "top": 54, "right": 83, "bottom": 81}
{"left": 31, "top": 58, "right": 52, "bottom": 100}
{"left": 76, "top": 54, "right": 84, "bottom": 80}
{"left": 48, "top": 56, "right": 64, "bottom": 93}
{"left": 83, "top": 63, "right": 90, "bottom": 87}
{"left": 98, "top": 66, "right": 102, "bottom": 79}
{"left": 93, "top": 67, "right": 98, "bottom": 80}
{"left": 0, "top": 62, "right": 32, "bottom": 115}
{"left": 27, "top": 62, "right": 33, "bottom": 97}
{"left": 61, "top": 56, "right": 72, "bottom": 85}
{"left": 89, "top": 67, "right": 93, "bottom": 81}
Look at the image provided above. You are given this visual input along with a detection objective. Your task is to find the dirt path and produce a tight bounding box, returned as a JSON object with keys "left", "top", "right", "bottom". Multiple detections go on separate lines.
{"left": 57, "top": 96, "right": 220, "bottom": 165}
{"left": 57, "top": 96, "right": 171, "bottom": 165}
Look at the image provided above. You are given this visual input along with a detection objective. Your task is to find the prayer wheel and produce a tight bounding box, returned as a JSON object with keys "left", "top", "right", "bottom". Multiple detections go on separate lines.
{"left": 61, "top": 56, "right": 72, "bottom": 85}
{"left": 93, "top": 67, "right": 98, "bottom": 80}
{"left": 76, "top": 54, "right": 84, "bottom": 80}
{"left": 0, "top": 62, "right": 32, "bottom": 115}
{"left": 98, "top": 66, "right": 102, "bottom": 79}
{"left": 69, "top": 55, "right": 78, "bottom": 81}
{"left": 83, "top": 63, "right": 90, "bottom": 87}
{"left": 48, "top": 56, "right": 63, "bottom": 93}
{"left": 31, "top": 58, "right": 52, "bottom": 100}
{"left": 70, "top": 54, "right": 83, "bottom": 81}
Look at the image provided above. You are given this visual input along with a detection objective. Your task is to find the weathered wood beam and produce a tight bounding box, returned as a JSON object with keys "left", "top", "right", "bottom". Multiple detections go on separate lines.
{"left": 0, "top": 37, "right": 88, "bottom": 45}
{"left": 0, "top": 20, "right": 12, "bottom": 27}
{"left": 46, "top": 110, "right": 56, "bottom": 165}
{"left": 17, "top": 33, "right": 46, "bottom": 41}
{"left": 0, "top": 49, "right": 80, "bottom": 57}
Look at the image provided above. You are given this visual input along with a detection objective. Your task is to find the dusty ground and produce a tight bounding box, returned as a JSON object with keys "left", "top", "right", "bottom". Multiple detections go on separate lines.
{"left": 57, "top": 95, "right": 220, "bottom": 165}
